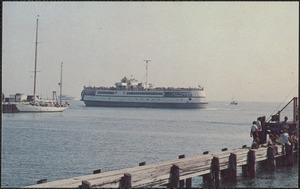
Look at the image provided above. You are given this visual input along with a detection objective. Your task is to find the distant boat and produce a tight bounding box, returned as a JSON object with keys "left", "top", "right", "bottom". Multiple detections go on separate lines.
{"left": 230, "top": 101, "right": 238, "bottom": 105}
{"left": 61, "top": 95, "right": 76, "bottom": 101}
{"left": 15, "top": 17, "right": 68, "bottom": 112}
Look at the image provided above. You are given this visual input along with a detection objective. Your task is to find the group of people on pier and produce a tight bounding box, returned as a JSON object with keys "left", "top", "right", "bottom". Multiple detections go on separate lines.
{"left": 250, "top": 116, "right": 298, "bottom": 152}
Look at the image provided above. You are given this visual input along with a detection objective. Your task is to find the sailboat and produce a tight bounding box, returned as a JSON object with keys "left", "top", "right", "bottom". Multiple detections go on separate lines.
{"left": 15, "top": 17, "right": 68, "bottom": 112}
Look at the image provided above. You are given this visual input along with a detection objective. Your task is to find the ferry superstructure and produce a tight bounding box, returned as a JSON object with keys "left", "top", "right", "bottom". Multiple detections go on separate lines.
{"left": 81, "top": 77, "right": 208, "bottom": 108}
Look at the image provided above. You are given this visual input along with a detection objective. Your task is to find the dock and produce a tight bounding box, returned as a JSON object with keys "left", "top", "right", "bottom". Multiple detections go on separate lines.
{"left": 24, "top": 97, "right": 299, "bottom": 188}
{"left": 25, "top": 144, "right": 297, "bottom": 188}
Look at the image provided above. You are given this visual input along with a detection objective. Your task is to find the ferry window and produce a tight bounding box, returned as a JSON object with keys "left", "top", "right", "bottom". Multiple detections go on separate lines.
{"left": 86, "top": 90, "right": 96, "bottom": 95}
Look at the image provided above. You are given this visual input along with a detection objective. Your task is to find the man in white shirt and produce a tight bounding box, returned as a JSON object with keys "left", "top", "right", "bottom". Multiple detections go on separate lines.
{"left": 250, "top": 121, "right": 258, "bottom": 141}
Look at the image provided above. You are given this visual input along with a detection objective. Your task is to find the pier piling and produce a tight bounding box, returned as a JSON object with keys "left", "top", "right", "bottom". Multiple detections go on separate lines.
{"left": 79, "top": 181, "right": 91, "bottom": 189}
{"left": 248, "top": 150, "right": 256, "bottom": 178}
{"left": 212, "top": 157, "right": 220, "bottom": 187}
{"left": 242, "top": 165, "right": 248, "bottom": 177}
{"left": 229, "top": 153, "right": 237, "bottom": 182}
{"left": 120, "top": 173, "right": 132, "bottom": 188}
{"left": 186, "top": 178, "right": 192, "bottom": 188}
{"left": 267, "top": 146, "right": 276, "bottom": 171}
{"left": 168, "top": 164, "right": 180, "bottom": 188}
{"left": 286, "top": 144, "right": 294, "bottom": 166}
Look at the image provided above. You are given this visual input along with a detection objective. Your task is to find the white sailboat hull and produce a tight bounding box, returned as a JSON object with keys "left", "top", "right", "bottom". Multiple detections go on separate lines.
{"left": 16, "top": 103, "right": 68, "bottom": 112}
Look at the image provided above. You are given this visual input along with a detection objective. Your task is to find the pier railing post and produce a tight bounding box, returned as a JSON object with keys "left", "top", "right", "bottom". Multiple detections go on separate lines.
{"left": 93, "top": 169, "right": 101, "bottom": 174}
{"left": 120, "top": 173, "right": 132, "bottom": 188}
{"left": 229, "top": 153, "right": 237, "bottom": 182}
{"left": 248, "top": 150, "right": 256, "bottom": 178}
{"left": 37, "top": 179, "right": 47, "bottom": 184}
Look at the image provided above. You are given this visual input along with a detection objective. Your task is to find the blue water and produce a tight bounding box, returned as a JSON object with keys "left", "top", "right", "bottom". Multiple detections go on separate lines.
{"left": 1, "top": 100, "right": 298, "bottom": 188}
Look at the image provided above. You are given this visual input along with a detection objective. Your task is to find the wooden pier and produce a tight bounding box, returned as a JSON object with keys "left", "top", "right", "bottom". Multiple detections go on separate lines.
{"left": 24, "top": 97, "right": 298, "bottom": 188}
{"left": 26, "top": 144, "right": 297, "bottom": 188}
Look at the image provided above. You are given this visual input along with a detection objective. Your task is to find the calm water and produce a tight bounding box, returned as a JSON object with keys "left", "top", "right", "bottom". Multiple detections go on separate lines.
{"left": 1, "top": 100, "right": 298, "bottom": 188}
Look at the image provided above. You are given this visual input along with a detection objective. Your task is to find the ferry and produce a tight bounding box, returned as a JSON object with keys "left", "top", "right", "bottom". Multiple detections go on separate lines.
{"left": 81, "top": 76, "right": 208, "bottom": 109}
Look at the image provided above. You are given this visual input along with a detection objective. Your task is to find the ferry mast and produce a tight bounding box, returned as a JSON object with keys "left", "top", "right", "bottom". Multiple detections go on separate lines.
{"left": 144, "top": 60, "right": 151, "bottom": 89}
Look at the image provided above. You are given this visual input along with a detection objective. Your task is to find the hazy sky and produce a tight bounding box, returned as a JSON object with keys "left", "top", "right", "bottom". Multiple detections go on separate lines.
{"left": 2, "top": 2, "right": 299, "bottom": 102}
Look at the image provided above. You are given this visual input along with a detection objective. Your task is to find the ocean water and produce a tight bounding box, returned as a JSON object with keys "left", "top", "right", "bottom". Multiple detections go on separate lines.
{"left": 1, "top": 100, "right": 298, "bottom": 188}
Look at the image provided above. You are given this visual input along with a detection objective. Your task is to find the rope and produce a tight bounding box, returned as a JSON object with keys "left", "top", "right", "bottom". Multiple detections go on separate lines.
{"left": 266, "top": 83, "right": 298, "bottom": 122}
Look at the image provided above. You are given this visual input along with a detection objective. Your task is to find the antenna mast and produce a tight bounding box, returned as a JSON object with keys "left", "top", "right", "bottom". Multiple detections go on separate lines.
{"left": 144, "top": 60, "right": 151, "bottom": 89}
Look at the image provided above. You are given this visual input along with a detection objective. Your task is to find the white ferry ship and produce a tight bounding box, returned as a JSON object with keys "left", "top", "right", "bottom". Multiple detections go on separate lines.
{"left": 81, "top": 76, "right": 208, "bottom": 108}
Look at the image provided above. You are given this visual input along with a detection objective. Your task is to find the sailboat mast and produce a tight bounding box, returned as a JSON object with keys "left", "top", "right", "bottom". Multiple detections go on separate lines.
{"left": 33, "top": 17, "right": 39, "bottom": 103}
{"left": 60, "top": 62, "right": 63, "bottom": 106}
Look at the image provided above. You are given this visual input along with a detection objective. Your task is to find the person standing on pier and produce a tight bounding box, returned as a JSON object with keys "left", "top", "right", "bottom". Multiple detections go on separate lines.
{"left": 268, "top": 134, "right": 279, "bottom": 154}
{"left": 280, "top": 130, "right": 290, "bottom": 154}
{"left": 250, "top": 121, "right": 259, "bottom": 141}
{"left": 257, "top": 118, "right": 263, "bottom": 142}
{"left": 288, "top": 131, "right": 298, "bottom": 150}
{"left": 281, "top": 116, "right": 289, "bottom": 133}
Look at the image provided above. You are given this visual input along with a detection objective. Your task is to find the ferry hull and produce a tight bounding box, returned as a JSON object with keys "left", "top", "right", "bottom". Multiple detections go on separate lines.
{"left": 83, "top": 100, "right": 208, "bottom": 109}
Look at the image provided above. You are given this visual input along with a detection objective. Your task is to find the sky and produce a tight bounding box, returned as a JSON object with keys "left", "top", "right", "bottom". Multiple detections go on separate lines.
{"left": 2, "top": 2, "right": 299, "bottom": 102}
